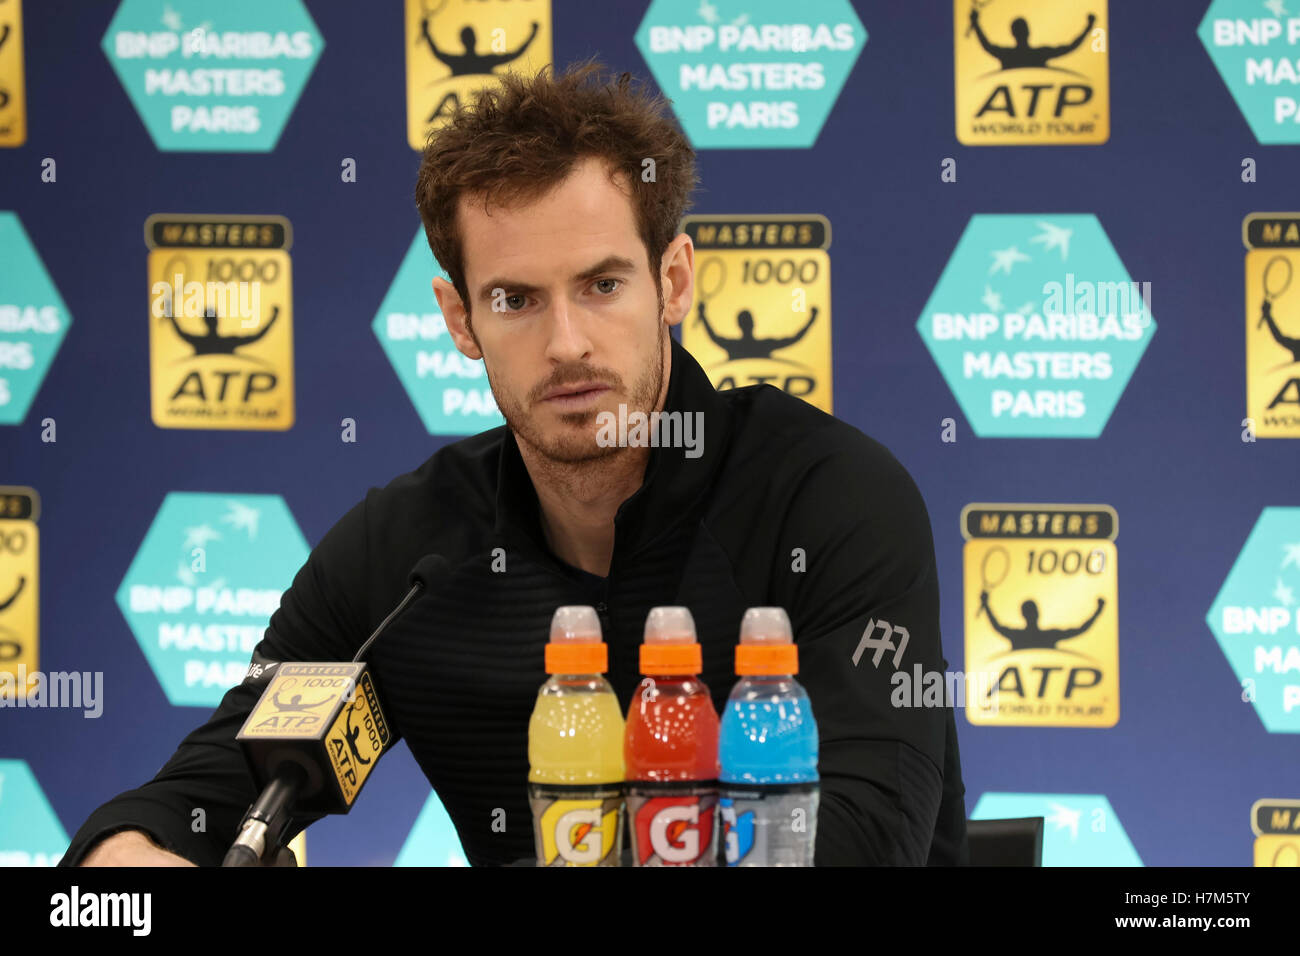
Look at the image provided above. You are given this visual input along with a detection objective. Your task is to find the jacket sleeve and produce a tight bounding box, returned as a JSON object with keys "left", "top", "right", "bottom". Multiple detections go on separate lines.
{"left": 774, "top": 431, "right": 957, "bottom": 865}
{"left": 59, "top": 494, "right": 380, "bottom": 867}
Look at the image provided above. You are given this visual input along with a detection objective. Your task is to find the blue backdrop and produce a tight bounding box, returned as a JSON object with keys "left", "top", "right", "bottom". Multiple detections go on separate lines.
{"left": 1, "top": 0, "right": 1297, "bottom": 866}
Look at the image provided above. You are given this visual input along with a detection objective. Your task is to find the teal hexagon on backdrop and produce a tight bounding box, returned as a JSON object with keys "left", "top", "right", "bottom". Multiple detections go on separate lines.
{"left": 635, "top": 0, "right": 867, "bottom": 148}
{"left": 1198, "top": 2, "right": 1300, "bottom": 145}
{"left": 372, "top": 230, "right": 504, "bottom": 436}
{"left": 1206, "top": 507, "right": 1300, "bottom": 733}
{"left": 115, "top": 492, "right": 309, "bottom": 707}
{"left": 917, "top": 214, "right": 1155, "bottom": 438}
{"left": 101, "top": 0, "right": 324, "bottom": 151}
{"left": 0, "top": 759, "right": 70, "bottom": 866}
{"left": 972, "top": 792, "right": 1141, "bottom": 866}
{"left": 0, "top": 212, "right": 72, "bottom": 426}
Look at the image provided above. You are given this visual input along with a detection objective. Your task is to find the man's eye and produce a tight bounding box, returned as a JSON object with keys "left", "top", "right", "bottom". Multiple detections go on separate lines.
{"left": 592, "top": 278, "right": 621, "bottom": 295}
{"left": 504, "top": 294, "right": 528, "bottom": 311}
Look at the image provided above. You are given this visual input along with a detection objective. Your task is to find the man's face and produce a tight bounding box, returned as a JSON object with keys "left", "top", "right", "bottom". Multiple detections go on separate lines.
{"left": 434, "top": 156, "right": 691, "bottom": 464}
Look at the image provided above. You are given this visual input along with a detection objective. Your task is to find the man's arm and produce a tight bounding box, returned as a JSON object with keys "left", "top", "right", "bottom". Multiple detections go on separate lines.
{"left": 62, "top": 493, "right": 380, "bottom": 867}
{"left": 775, "top": 430, "right": 955, "bottom": 865}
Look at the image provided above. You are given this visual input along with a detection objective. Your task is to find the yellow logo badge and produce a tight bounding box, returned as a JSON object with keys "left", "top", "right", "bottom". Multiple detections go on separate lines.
{"left": 324, "top": 677, "right": 387, "bottom": 805}
{"left": 682, "top": 215, "right": 832, "bottom": 412}
{"left": 1244, "top": 213, "right": 1300, "bottom": 438}
{"left": 145, "top": 215, "right": 294, "bottom": 430}
{"left": 0, "top": 0, "right": 26, "bottom": 147}
{"left": 955, "top": 0, "right": 1108, "bottom": 145}
{"left": 0, "top": 486, "right": 37, "bottom": 695}
{"left": 963, "top": 503, "right": 1119, "bottom": 726}
{"left": 1252, "top": 799, "right": 1300, "bottom": 866}
{"left": 405, "top": 0, "right": 553, "bottom": 151}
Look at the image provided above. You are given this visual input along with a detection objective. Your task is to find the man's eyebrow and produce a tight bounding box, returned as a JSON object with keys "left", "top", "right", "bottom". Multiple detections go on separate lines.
{"left": 476, "top": 255, "right": 639, "bottom": 301}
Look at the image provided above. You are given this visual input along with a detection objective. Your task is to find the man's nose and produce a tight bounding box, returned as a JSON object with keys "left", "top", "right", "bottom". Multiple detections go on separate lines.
{"left": 544, "top": 296, "right": 593, "bottom": 364}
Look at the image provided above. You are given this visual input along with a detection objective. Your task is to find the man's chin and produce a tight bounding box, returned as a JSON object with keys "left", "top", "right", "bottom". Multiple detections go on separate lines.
{"left": 537, "top": 426, "right": 625, "bottom": 464}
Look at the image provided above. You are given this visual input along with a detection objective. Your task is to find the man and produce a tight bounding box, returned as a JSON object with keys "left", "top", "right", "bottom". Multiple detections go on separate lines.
{"left": 63, "top": 61, "right": 968, "bottom": 867}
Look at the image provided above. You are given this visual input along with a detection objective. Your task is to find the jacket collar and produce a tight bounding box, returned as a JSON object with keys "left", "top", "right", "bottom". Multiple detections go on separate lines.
{"left": 493, "top": 335, "right": 733, "bottom": 567}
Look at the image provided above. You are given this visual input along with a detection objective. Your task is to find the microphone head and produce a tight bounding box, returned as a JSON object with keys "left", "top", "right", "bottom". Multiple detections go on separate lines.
{"left": 409, "top": 553, "right": 451, "bottom": 589}
{"left": 236, "top": 662, "right": 392, "bottom": 813}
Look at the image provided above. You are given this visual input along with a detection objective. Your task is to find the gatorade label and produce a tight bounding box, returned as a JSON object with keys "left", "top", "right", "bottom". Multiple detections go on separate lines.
{"left": 627, "top": 785, "right": 718, "bottom": 866}
{"left": 720, "top": 784, "right": 819, "bottom": 866}
{"left": 529, "top": 784, "right": 623, "bottom": 867}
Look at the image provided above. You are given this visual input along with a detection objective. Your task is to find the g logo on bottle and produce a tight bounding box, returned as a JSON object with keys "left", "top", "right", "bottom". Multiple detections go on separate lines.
{"left": 629, "top": 793, "right": 718, "bottom": 865}
{"left": 720, "top": 799, "right": 756, "bottom": 866}
{"left": 536, "top": 796, "right": 622, "bottom": 866}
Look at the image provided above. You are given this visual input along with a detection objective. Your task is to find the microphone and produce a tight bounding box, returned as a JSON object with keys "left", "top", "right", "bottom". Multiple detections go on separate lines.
{"left": 223, "top": 554, "right": 450, "bottom": 866}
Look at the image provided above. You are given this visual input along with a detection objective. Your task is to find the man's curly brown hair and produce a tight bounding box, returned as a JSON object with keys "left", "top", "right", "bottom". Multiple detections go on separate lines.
{"left": 414, "top": 58, "right": 699, "bottom": 321}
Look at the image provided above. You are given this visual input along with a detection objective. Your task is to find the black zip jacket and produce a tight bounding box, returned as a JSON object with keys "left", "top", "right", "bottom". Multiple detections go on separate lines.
{"left": 60, "top": 336, "right": 969, "bottom": 867}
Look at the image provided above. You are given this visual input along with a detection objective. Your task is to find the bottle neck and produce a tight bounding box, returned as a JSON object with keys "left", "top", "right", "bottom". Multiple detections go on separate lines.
{"left": 641, "top": 673, "right": 700, "bottom": 681}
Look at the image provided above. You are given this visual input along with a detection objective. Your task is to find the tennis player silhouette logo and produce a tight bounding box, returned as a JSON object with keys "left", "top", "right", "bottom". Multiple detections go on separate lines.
{"left": 0, "top": 574, "right": 24, "bottom": 614}
{"left": 968, "top": 5, "right": 1095, "bottom": 72}
{"left": 418, "top": 19, "right": 540, "bottom": 77}
{"left": 161, "top": 296, "right": 280, "bottom": 361}
{"left": 0, "top": 574, "right": 24, "bottom": 660}
{"left": 0, "top": 23, "right": 10, "bottom": 111}
{"left": 979, "top": 590, "right": 1105, "bottom": 653}
{"left": 1257, "top": 255, "right": 1299, "bottom": 363}
{"left": 269, "top": 689, "right": 330, "bottom": 713}
{"left": 694, "top": 301, "right": 818, "bottom": 363}
{"left": 343, "top": 700, "right": 373, "bottom": 766}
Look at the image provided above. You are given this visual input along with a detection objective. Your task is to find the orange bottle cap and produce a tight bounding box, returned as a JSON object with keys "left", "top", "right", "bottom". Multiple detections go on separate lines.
{"left": 544, "top": 605, "right": 608, "bottom": 674}
{"left": 639, "top": 606, "right": 702, "bottom": 674}
{"left": 735, "top": 606, "right": 798, "bottom": 675}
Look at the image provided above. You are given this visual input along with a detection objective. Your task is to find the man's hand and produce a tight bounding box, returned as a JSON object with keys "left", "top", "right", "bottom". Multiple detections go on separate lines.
{"left": 79, "top": 830, "right": 197, "bottom": 867}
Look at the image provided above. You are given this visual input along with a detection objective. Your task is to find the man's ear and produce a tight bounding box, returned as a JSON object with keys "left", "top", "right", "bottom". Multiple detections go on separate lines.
{"left": 433, "top": 277, "right": 481, "bottom": 360}
{"left": 658, "top": 234, "right": 695, "bottom": 330}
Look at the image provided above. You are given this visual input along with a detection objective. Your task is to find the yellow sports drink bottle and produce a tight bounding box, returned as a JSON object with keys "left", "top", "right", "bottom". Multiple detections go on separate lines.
{"left": 528, "top": 605, "right": 625, "bottom": 866}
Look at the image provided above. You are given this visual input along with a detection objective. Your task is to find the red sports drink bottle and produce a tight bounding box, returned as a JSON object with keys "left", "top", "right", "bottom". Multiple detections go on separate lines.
{"left": 624, "top": 606, "right": 720, "bottom": 866}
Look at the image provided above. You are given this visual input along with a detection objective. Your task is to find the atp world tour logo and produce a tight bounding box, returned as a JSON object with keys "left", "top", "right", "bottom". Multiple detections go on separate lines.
{"left": 145, "top": 214, "right": 295, "bottom": 430}
{"left": 963, "top": 503, "right": 1120, "bottom": 727}
{"left": 955, "top": 0, "right": 1109, "bottom": 145}
{"left": 0, "top": 0, "right": 26, "bottom": 147}
{"left": 1244, "top": 213, "right": 1300, "bottom": 438}
{"left": 1252, "top": 799, "right": 1300, "bottom": 865}
{"left": 404, "top": 0, "right": 553, "bottom": 150}
{"left": 681, "top": 214, "right": 833, "bottom": 413}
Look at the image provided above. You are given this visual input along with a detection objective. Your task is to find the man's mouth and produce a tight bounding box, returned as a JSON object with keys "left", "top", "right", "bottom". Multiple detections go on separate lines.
{"left": 542, "top": 383, "right": 610, "bottom": 409}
